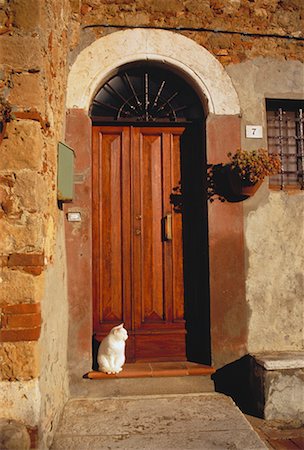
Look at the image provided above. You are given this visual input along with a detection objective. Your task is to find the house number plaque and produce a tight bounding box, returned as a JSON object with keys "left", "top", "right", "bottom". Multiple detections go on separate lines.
{"left": 246, "top": 125, "right": 263, "bottom": 139}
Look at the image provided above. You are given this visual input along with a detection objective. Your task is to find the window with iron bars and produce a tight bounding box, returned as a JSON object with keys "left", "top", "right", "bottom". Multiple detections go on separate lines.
{"left": 267, "top": 99, "right": 304, "bottom": 190}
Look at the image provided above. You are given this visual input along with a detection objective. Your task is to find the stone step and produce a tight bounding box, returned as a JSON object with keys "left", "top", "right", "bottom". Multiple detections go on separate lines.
{"left": 80, "top": 374, "right": 215, "bottom": 398}
{"left": 79, "top": 362, "right": 215, "bottom": 397}
{"left": 86, "top": 361, "right": 215, "bottom": 379}
{"left": 51, "top": 393, "right": 268, "bottom": 449}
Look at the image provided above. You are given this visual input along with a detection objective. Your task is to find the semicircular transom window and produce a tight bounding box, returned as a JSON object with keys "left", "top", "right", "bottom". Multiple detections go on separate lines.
{"left": 90, "top": 64, "right": 204, "bottom": 122}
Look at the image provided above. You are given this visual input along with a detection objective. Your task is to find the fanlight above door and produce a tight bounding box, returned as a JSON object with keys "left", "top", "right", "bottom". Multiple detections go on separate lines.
{"left": 90, "top": 64, "right": 203, "bottom": 122}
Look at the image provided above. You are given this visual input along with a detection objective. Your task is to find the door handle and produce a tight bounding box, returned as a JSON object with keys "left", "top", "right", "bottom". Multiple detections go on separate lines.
{"left": 164, "top": 214, "right": 172, "bottom": 240}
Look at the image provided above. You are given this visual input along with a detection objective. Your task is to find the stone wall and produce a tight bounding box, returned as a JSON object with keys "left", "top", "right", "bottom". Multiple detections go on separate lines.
{"left": 71, "top": 0, "right": 304, "bottom": 65}
{"left": 0, "top": 0, "right": 71, "bottom": 447}
{"left": 0, "top": 0, "right": 303, "bottom": 445}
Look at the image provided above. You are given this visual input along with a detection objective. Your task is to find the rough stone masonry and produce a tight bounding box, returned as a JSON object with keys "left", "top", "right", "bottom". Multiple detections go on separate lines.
{"left": 0, "top": 1, "right": 303, "bottom": 448}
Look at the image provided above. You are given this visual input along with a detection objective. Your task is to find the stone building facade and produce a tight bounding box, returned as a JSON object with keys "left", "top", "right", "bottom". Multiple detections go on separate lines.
{"left": 0, "top": 0, "right": 303, "bottom": 448}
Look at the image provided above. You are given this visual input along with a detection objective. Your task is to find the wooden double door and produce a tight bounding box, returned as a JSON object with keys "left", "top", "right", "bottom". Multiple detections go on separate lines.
{"left": 92, "top": 125, "right": 186, "bottom": 362}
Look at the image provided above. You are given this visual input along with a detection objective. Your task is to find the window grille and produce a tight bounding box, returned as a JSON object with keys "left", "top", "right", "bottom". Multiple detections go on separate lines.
{"left": 267, "top": 99, "right": 304, "bottom": 189}
{"left": 90, "top": 63, "right": 203, "bottom": 123}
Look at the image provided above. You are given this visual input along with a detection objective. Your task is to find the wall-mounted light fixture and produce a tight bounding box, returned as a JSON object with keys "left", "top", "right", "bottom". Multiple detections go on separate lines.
{"left": 67, "top": 211, "right": 81, "bottom": 222}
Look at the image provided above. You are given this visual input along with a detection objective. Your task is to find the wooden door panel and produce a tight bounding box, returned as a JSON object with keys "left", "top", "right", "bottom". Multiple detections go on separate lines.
{"left": 93, "top": 127, "right": 131, "bottom": 336}
{"left": 135, "top": 332, "right": 186, "bottom": 362}
{"left": 93, "top": 125, "right": 186, "bottom": 361}
{"left": 100, "top": 133, "right": 123, "bottom": 322}
{"left": 140, "top": 133, "right": 164, "bottom": 324}
{"left": 132, "top": 127, "right": 186, "bottom": 360}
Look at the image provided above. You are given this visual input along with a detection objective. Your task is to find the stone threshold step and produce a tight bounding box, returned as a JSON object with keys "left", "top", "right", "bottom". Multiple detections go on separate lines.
{"left": 51, "top": 394, "right": 268, "bottom": 450}
{"left": 84, "top": 361, "right": 215, "bottom": 379}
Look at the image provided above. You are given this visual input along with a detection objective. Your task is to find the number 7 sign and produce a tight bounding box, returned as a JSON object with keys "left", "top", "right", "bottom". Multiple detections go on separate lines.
{"left": 246, "top": 125, "right": 263, "bottom": 138}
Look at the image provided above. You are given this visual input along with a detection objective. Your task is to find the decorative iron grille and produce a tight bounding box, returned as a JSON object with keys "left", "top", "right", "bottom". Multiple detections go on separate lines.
{"left": 90, "top": 64, "right": 203, "bottom": 122}
{"left": 267, "top": 99, "right": 304, "bottom": 189}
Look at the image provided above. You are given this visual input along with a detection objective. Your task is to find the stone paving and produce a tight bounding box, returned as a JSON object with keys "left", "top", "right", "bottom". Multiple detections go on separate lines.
{"left": 246, "top": 414, "right": 304, "bottom": 450}
{"left": 51, "top": 393, "right": 267, "bottom": 449}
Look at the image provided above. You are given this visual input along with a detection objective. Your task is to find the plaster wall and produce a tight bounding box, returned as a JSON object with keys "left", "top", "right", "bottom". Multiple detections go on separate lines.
{"left": 207, "top": 115, "right": 246, "bottom": 367}
{"left": 65, "top": 109, "right": 93, "bottom": 390}
{"left": 227, "top": 59, "right": 304, "bottom": 352}
{"left": 226, "top": 58, "right": 304, "bottom": 150}
{"left": 38, "top": 215, "right": 69, "bottom": 449}
{"left": 245, "top": 192, "right": 304, "bottom": 352}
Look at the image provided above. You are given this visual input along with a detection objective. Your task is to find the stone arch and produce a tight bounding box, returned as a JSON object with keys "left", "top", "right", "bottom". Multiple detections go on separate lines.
{"left": 66, "top": 29, "right": 240, "bottom": 116}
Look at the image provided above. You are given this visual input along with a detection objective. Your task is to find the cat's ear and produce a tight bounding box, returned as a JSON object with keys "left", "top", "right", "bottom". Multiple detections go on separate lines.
{"left": 113, "top": 323, "right": 124, "bottom": 333}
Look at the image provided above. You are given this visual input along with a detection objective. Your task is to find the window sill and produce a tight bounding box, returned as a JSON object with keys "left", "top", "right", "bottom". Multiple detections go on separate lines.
{"left": 269, "top": 184, "right": 304, "bottom": 193}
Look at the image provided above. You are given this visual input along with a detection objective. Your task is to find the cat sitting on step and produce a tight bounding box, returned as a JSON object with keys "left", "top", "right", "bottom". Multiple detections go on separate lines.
{"left": 97, "top": 323, "right": 128, "bottom": 374}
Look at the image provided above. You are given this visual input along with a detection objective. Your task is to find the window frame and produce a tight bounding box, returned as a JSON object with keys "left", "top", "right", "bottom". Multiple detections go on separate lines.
{"left": 266, "top": 98, "right": 304, "bottom": 191}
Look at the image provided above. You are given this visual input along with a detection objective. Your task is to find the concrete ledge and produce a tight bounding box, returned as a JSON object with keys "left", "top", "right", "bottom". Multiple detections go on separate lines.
{"left": 250, "top": 352, "right": 304, "bottom": 422}
{"left": 253, "top": 352, "right": 304, "bottom": 370}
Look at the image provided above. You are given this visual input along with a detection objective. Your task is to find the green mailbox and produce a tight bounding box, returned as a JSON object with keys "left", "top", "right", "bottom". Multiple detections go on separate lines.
{"left": 57, "top": 142, "right": 75, "bottom": 202}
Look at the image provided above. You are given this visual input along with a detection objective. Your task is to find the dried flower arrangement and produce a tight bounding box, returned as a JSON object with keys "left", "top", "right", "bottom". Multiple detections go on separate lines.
{"left": 227, "top": 148, "right": 281, "bottom": 185}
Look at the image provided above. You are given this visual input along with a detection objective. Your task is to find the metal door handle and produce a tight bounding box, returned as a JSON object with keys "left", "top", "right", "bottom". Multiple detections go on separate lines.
{"left": 164, "top": 214, "right": 172, "bottom": 240}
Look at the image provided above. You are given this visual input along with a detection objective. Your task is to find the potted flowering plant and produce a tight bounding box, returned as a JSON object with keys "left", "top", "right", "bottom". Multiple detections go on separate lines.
{"left": 227, "top": 148, "right": 281, "bottom": 196}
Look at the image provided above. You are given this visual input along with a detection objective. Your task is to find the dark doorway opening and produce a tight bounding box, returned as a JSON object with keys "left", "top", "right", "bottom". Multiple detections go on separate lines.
{"left": 181, "top": 123, "right": 211, "bottom": 365}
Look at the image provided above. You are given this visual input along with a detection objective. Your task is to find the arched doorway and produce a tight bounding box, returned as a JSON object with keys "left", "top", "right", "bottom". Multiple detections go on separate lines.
{"left": 65, "top": 30, "right": 245, "bottom": 385}
{"left": 90, "top": 63, "right": 210, "bottom": 364}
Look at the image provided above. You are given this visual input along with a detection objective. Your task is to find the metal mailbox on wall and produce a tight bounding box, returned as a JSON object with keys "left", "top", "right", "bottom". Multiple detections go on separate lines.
{"left": 57, "top": 142, "right": 75, "bottom": 202}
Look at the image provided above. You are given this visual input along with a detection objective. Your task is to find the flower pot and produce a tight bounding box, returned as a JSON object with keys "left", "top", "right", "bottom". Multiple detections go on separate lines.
{"left": 239, "top": 179, "right": 263, "bottom": 196}
{"left": 228, "top": 170, "right": 263, "bottom": 197}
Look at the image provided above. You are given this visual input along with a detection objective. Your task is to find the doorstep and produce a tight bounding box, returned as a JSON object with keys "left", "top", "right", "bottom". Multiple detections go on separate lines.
{"left": 84, "top": 361, "right": 215, "bottom": 379}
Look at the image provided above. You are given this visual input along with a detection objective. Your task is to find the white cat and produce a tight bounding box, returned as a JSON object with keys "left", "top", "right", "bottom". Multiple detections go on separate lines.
{"left": 97, "top": 323, "right": 128, "bottom": 374}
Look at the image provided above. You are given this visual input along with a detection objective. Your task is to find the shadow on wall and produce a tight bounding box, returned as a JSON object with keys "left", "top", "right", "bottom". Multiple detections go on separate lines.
{"left": 207, "top": 163, "right": 250, "bottom": 203}
{"left": 212, "top": 355, "right": 264, "bottom": 418}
